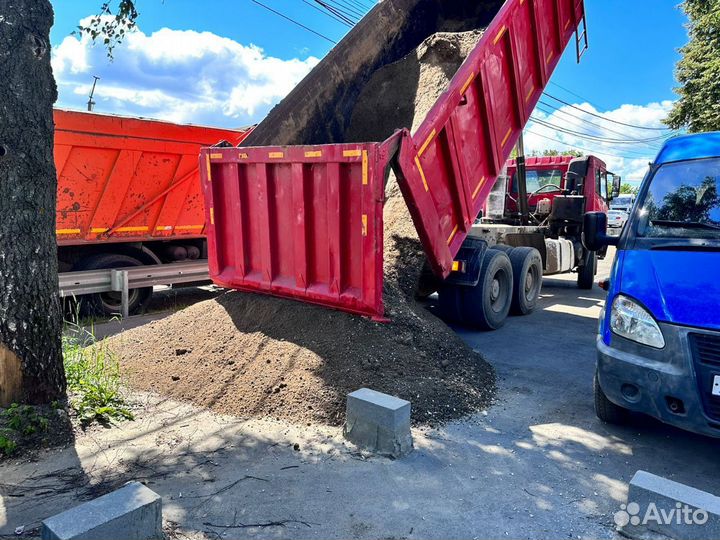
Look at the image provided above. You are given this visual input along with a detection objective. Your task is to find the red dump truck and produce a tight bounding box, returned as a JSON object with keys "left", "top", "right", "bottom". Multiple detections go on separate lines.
{"left": 54, "top": 109, "right": 251, "bottom": 316}
{"left": 472, "top": 154, "right": 620, "bottom": 290}
{"left": 201, "top": 0, "right": 590, "bottom": 330}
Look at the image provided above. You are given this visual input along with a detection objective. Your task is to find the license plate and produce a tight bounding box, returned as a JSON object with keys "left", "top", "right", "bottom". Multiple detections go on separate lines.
{"left": 713, "top": 375, "right": 720, "bottom": 396}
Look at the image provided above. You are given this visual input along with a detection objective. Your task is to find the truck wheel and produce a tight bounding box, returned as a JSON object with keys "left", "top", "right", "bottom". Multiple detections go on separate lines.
{"left": 508, "top": 247, "right": 543, "bottom": 315}
{"left": 594, "top": 373, "right": 629, "bottom": 424}
{"left": 437, "top": 284, "right": 463, "bottom": 322}
{"left": 74, "top": 253, "right": 152, "bottom": 317}
{"left": 577, "top": 250, "right": 596, "bottom": 289}
{"left": 491, "top": 244, "right": 514, "bottom": 254}
{"left": 461, "top": 249, "right": 513, "bottom": 330}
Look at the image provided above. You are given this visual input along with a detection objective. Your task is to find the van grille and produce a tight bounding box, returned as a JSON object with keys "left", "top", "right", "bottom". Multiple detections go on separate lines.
{"left": 690, "top": 333, "right": 720, "bottom": 422}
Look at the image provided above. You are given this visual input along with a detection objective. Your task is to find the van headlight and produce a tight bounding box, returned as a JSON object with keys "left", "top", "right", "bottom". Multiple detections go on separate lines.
{"left": 610, "top": 295, "right": 665, "bottom": 348}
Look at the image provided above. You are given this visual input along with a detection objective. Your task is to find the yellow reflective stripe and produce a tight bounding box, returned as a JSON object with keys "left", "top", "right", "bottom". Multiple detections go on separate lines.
{"left": 269, "top": 151, "right": 284, "bottom": 159}
{"left": 447, "top": 224, "right": 459, "bottom": 245}
{"left": 361, "top": 214, "right": 368, "bottom": 237}
{"left": 305, "top": 150, "right": 322, "bottom": 158}
{"left": 209, "top": 153, "right": 223, "bottom": 159}
{"left": 493, "top": 25, "right": 507, "bottom": 45}
{"left": 414, "top": 156, "right": 429, "bottom": 192}
{"left": 472, "top": 176, "right": 486, "bottom": 199}
{"left": 210, "top": 208, "right": 215, "bottom": 225}
{"left": 205, "top": 154, "right": 212, "bottom": 182}
{"left": 56, "top": 228, "right": 80, "bottom": 235}
{"left": 115, "top": 226, "right": 149, "bottom": 232}
{"left": 501, "top": 127, "right": 513, "bottom": 146}
{"left": 362, "top": 150, "right": 368, "bottom": 185}
{"left": 343, "top": 149, "right": 362, "bottom": 158}
{"left": 174, "top": 225, "right": 204, "bottom": 230}
{"left": 460, "top": 72, "right": 476, "bottom": 95}
{"left": 418, "top": 129, "right": 436, "bottom": 157}
{"left": 90, "top": 227, "right": 108, "bottom": 234}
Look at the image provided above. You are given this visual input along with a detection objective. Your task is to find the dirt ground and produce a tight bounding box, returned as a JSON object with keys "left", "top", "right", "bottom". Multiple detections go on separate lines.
{"left": 103, "top": 28, "right": 494, "bottom": 429}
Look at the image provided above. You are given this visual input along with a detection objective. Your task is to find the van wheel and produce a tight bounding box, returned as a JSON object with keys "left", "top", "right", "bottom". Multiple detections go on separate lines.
{"left": 74, "top": 253, "right": 152, "bottom": 317}
{"left": 594, "top": 373, "right": 629, "bottom": 424}
{"left": 461, "top": 249, "right": 513, "bottom": 330}
{"left": 508, "top": 247, "right": 542, "bottom": 315}
{"left": 577, "top": 250, "right": 596, "bottom": 289}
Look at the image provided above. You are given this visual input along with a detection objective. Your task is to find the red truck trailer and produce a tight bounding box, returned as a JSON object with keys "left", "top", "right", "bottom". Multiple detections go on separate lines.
{"left": 201, "top": 0, "right": 590, "bottom": 330}
{"left": 54, "top": 109, "right": 251, "bottom": 316}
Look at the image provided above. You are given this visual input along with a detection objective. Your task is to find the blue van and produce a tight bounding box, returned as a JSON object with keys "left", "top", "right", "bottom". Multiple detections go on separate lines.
{"left": 583, "top": 132, "right": 720, "bottom": 437}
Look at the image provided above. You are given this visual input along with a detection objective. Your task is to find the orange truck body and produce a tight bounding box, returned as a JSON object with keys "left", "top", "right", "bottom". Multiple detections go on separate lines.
{"left": 53, "top": 109, "right": 250, "bottom": 247}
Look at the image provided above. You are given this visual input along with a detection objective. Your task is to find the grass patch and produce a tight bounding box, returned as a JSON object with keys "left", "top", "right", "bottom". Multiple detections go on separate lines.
{"left": 63, "top": 322, "right": 134, "bottom": 426}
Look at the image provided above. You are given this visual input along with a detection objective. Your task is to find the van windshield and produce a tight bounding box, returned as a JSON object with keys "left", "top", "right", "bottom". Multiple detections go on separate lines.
{"left": 637, "top": 157, "right": 720, "bottom": 239}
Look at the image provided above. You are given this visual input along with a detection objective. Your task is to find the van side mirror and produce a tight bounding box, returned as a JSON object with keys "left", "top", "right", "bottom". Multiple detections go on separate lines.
{"left": 583, "top": 212, "right": 618, "bottom": 251}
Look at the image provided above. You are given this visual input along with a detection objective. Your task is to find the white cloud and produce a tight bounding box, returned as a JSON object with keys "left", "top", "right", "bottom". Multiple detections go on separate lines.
{"left": 524, "top": 99, "right": 677, "bottom": 185}
{"left": 51, "top": 17, "right": 319, "bottom": 126}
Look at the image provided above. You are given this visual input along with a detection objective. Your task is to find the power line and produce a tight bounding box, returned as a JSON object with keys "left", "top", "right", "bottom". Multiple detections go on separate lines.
{"left": 536, "top": 100, "right": 669, "bottom": 144}
{"left": 250, "top": 0, "right": 338, "bottom": 43}
{"left": 525, "top": 129, "right": 656, "bottom": 161}
{"left": 302, "top": 0, "right": 353, "bottom": 27}
{"left": 543, "top": 92, "right": 674, "bottom": 131}
{"left": 529, "top": 116, "right": 666, "bottom": 147}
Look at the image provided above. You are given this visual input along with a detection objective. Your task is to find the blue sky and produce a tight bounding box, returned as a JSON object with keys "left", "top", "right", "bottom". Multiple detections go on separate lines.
{"left": 50, "top": 0, "right": 689, "bottom": 183}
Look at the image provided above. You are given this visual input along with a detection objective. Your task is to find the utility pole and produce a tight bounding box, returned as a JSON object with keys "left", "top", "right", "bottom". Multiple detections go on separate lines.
{"left": 87, "top": 76, "right": 100, "bottom": 111}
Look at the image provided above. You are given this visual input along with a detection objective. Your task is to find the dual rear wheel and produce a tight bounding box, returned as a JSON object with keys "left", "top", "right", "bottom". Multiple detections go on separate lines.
{"left": 439, "top": 245, "right": 542, "bottom": 330}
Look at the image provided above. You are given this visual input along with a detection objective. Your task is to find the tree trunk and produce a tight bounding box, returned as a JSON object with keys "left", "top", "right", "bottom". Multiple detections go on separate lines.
{"left": 0, "top": 0, "right": 65, "bottom": 405}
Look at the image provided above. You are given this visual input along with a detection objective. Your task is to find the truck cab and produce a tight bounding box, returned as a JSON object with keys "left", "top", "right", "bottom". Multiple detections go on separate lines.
{"left": 584, "top": 132, "right": 720, "bottom": 437}
{"left": 503, "top": 155, "right": 617, "bottom": 221}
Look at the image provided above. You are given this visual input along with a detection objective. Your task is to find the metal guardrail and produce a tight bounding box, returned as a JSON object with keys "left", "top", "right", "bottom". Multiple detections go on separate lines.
{"left": 59, "top": 260, "right": 210, "bottom": 318}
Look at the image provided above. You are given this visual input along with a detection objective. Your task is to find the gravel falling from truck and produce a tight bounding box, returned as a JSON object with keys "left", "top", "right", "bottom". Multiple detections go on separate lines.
{"left": 105, "top": 29, "right": 495, "bottom": 427}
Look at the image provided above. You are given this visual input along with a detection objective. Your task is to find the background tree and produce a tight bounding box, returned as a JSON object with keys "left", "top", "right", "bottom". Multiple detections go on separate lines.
{"left": 534, "top": 149, "right": 584, "bottom": 157}
{"left": 666, "top": 0, "right": 720, "bottom": 132}
{"left": 0, "top": 1, "right": 138, "bottom": 406}
{"left": 620, "top": 183, "right": 638, "bottom": 195}
{"left": 0, "top": 0, "right": 65, "bottom": 405}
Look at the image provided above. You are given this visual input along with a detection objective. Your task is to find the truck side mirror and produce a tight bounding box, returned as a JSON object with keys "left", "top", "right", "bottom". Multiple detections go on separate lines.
{"left": 611, "top": 175, "right": 621, "bottom": 199}
{"left": 583, "top": 211, "right": 618, "bottom": 251}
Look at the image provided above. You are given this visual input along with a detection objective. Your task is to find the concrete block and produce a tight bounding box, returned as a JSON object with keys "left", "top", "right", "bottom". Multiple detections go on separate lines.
{"left": 41, "top": 481, "right": 162, "bottom": 540}
{"left": 619, "top": 470, "right": 720, "bottom": 540}
{"left": 343, "top": 388, "right": 412, "bottom": 458}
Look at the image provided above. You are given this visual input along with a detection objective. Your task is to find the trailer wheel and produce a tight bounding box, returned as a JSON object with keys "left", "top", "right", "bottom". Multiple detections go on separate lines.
{"left": 461, "top": 249, "right": 513, "bottom": 330}
{"left": 74, "top": 253, "right": 152, "bottom": 317}
{"left": 508, "top": 247, "right": 543, "bottom": 315}
{"left": 594, "top": 373, "right": 629, "bottom": 425}
{"left": 577, "top": 249, "right": 597, "bottom": 289}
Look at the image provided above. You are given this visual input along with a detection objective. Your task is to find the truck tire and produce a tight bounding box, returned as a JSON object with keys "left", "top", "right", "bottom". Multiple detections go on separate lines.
{"left": 74, "top": 253, "right": 152, "bottom": 317}
{"left": 461, "top": 249, "right": 513, "bottom": 330}
{"left": 508, "top": 247, "right": 543, "bottom": 315}
{"left": 577, "top": 249, "right": 596, "bottom": 289}
{"left": 491, "top": 243, "right": 514, "bottom": 254}
{"left": 594, "top": 373, "right": 629, "bottom": 425}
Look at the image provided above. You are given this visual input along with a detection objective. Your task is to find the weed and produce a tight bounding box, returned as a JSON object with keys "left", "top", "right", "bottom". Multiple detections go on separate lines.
{"left": 2, "top": 403, "right": 49, "bottom": 435}
{"left": 0, "top": 431, "right": 17, "bottom": 456}
{"left": 63, "top": 321, "right": 134, "bottom": 426}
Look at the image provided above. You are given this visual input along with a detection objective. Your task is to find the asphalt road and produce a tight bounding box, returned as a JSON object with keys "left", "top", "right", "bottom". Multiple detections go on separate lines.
{"left": 6, "top": 249, "right": 719, "bottom": 539}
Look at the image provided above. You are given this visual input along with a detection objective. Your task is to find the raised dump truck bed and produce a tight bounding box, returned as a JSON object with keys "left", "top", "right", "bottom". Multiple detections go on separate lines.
{"left": 201, "top": 0, "right": 586, "bottom": 319}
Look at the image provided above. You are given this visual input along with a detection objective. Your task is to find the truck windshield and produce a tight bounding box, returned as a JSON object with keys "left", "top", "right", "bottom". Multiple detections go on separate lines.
{"left": 512, "top": 169, "right": 563, "bottom": 194}
{"left": 637, "top": 157, "right": 720, "bottom": 239}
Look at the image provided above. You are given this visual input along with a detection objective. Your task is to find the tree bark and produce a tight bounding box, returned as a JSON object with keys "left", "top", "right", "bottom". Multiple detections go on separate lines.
{"left": 0, "top": 0, "right": 66, "bottom": 405}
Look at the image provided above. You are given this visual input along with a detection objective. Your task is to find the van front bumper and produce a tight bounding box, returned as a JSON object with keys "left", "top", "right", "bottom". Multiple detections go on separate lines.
{"left": 596, "top": 323, "right": 720, "bottom": 438}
